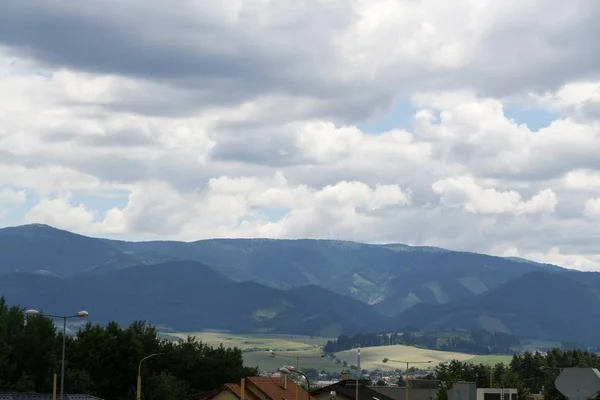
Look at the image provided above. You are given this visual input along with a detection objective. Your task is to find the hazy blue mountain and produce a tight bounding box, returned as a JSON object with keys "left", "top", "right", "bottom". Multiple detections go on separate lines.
{"left": 0, "top": 224, "right": 173, "bottom": 276}
{"left": 394, "top": 270, "right": 600, "bottom": 346}
{"left": 286, "top": 285, "right": 388, "bottom": 331}
{"left": 0, "top": 260, "right": 388, "bottom": 336}
{"left": 2, "top": 224, "right": 599, "bottom": 344}
{"left": 104, "top": 236, "right": 552, "bottom": 315}
{"left": 0, "top": 224, "right": 569, "bottom": 317}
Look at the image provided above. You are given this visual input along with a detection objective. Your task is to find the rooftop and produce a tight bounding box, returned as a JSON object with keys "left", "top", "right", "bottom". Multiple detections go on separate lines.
{"left": 0, "top": 395, "right": 103, "bottom": 400}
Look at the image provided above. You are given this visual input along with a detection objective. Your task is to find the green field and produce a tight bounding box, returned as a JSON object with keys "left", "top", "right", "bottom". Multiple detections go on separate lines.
{"left": 336, "top": 345, "right": 474, "bottom": 371}
{"left": 171, "top": 331, "right": 328, "bottom": 350}
{"left": 174, "top": 332, "right": 516, "bottom": 372}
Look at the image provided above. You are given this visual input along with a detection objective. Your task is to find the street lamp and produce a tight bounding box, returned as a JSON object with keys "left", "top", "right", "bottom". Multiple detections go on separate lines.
{"left": 25, "top": 309, "right": 89, "bottom": 400}
{"left": 280, "top": 365, "right": 312, "bottom": 399}
{"left": 270, "top": 351, "right": 325, "bottom": 400}
{"left": 137, "top": 353, "right": 164, "bottom": 400}
{"left": 382, "top": 358, "right": 433, "bottom": 400}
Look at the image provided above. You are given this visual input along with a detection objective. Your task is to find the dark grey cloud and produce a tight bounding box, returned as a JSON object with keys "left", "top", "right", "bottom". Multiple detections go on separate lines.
{"left": 211, "top": 136, "right": 309, "bottom": 167}
{"left": 43, "top": 130, "right": 157, "bottom": 148}
{"left": 454, "top": 0, "right": 600, "bottom": 97}
{"left": 5, "top": 0, "right": 599, "bottom": 125}
{"left": 0, "top": 2, "right": 371, "bottom": 117}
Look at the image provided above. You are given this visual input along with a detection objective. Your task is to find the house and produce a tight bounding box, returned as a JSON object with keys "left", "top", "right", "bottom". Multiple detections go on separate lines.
{"left": 476, "top": 388, "right": 518, "bottom": 400}
{"left": 197, "top": 374, "right": 314, "bottom": 400}
{"left": 0, "top": 394, "right": 102, "bottom": 400}
{"left": 445, "top": 382, "right": 518, "bottom": 400}
{"left": 311, "top": 379, "right": 395, "bottom": 400}
{"left": 370, "top": 378, "right": 439, "bottom": 400}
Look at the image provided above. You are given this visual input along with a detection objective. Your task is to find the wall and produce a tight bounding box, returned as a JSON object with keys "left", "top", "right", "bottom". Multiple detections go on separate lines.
{"left": 213, "top": 391, "right": 240, "bottom": 400}
{"left": 447, "top": 382, "right": 477, "bottom": 400}
{"left": 476, "top": 388, "right": 518, "bottom": 400}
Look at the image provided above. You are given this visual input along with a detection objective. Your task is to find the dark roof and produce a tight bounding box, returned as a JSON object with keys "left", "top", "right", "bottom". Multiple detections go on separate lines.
{"left": 311, "top": 380, "right": 395, "bottom": 400}
{"left": 0, "top": 395, "right": 103, "bottom": 400}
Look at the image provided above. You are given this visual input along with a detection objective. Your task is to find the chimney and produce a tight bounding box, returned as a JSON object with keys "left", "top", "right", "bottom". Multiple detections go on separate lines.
{"left": 280, "top": 372, "right": 288, "bottom": 389}
{"left": 341, "top": 372, "right": 349, "bottom": 381}
{"left": 241, "top": 378, "right": 245, "bottom": 400}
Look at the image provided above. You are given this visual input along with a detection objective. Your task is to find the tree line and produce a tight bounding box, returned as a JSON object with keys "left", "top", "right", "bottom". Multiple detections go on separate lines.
{"left": 433, "top": 349, "right": 600, "bottom": 400}
{"left": 0, "top": 297, "right": 257, "bottom": 400}
{"left": 323, "top": 329, "right": 519, "bottom": 354}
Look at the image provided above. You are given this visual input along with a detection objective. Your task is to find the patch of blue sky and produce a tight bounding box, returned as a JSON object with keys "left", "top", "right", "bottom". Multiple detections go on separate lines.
{"left": 357, "top": 98, "right": 417, "bottom": 134}
{"left": 68, "top": 191, "right": 129, "bottom": 215}
{"left": 502, "top": 103, "right": 559, "bottom": 132}
{"left": 358, "top": 94, "right": 560, "bottom": 135}
{"left": 262, "top": 208, "right": 291, "bottom": 222}
{"left": 0, "top": 189, "right": 38, "bottom": 227}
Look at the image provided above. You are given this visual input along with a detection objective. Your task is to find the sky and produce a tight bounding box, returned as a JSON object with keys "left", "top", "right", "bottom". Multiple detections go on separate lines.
{"left": 1, "top": 1, "right": 600, "bottom": 270}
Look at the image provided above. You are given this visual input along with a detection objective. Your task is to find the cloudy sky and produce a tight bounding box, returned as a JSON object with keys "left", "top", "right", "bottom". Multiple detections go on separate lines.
{"left": 2, "top": 1, "right": 600, "bottom": 270}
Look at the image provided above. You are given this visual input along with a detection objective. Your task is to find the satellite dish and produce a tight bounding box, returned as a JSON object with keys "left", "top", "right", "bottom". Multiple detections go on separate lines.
{"left": 555, "top": 368, "right": 600, "bottom": 400}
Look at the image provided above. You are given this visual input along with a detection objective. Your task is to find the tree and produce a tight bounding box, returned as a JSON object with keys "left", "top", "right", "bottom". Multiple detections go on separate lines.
{"left": 144, "top": 371, "right": 191, "bottom": 400}
{"left": 0, "top": 296, "right": 258, "bottom": 400}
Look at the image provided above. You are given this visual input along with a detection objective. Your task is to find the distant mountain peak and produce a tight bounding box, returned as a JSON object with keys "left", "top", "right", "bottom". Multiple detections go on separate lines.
{"left": 14, "top": 223, "right": 57, "bottom": 229}
{"left": 24, "top": 223, "right": 53, "bottom": 228}
{"left": 4, "top": 223, "right": 73, "bottom": 235}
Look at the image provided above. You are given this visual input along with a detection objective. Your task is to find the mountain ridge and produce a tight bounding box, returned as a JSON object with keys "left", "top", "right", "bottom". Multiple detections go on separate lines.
{"left": 395, "top": 270, "right": 600, "bottom": 346}
{"left": 0, "top": 224, "right": 572, "bottom": 314}
{"left": 1, "top": 223, "right": 597, "bottom": 345}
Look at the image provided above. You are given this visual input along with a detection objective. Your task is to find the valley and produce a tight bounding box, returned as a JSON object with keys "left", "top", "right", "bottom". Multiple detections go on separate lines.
{"left": 170, "top": 331, "right": 515, "bottom": 372}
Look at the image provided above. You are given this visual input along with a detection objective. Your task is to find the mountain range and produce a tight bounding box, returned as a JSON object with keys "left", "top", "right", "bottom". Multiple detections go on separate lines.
{"left": 0, "top": 223, "right": 598, "bottom": 346}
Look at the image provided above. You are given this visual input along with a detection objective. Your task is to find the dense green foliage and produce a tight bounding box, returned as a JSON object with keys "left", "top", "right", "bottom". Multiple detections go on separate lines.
{"left": 324, "top": 329, "right": 519, "bottom": 354}
{"left": 433, "top": 349, "right": 600, "bottom": 400}
{"left": 0, "top": 297, "right": 257, "bottom": 400}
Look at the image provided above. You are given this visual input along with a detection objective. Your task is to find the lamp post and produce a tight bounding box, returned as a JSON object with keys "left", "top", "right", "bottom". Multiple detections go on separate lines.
{"left": 270, "top": 350, "right": 325, "bottom": 400}
{"left": 137, "top": 353, "right": 164, "bottom": 400}
{"left": 280, "top": 366, "right": 311, "bottom": 399}
{"left": 25, "top": 309, "right": 89, "bottom": 400}
{"left": 382, "top": 358, "right": 433, "bottom": 400}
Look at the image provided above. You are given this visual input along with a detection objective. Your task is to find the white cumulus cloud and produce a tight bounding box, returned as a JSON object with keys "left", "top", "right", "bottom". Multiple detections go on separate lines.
{"left": 2, "top": 0, "right": 600, "bottom": 270}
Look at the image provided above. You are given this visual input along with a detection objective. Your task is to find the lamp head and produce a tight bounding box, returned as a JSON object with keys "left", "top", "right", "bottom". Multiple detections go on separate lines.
{"left": 269, "top": 350, "right": 275, "bottom": 359}
{"left": 76, "top": 310, "right": 89, "bottom": 318}
{"left": 382, "top": 358, "right": 389, "bottom": 363}
{"left": 279, "top": 367, "right": 291, "bottom": 374}
{"left": 25, "top": 309, "right": 40, "bottom": 317}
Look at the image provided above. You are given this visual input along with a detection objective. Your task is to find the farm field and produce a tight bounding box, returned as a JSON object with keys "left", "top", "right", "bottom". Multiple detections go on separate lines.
{"left": 336, "top": 345, "right": 475, "bottom": 371}
{"left": 174, "top": 331, "right": 517, "bottom": 372}
{"left": 171, "top": 331, "right": 329, "bottom": 350}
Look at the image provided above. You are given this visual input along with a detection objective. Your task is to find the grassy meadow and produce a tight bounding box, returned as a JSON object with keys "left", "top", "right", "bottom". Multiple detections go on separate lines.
{"left": 171, "top": 331, "right": 327, "bottom": 350}
{"left": 173, "top": 331, "right": 517, "bottom": 372}
{"left": 336, "top": 345, "right": 475, "bottom": 371}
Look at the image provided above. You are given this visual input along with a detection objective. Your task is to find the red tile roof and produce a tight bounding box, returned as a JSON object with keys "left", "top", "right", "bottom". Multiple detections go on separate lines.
{"left": 223, "top": 383, "right": 261, "bottom": 400}
{"left": 247, "top": 377, "right": 314, "bottom": 400}
{"left": 198, "top": 376, "right": 313, "bottom": 400}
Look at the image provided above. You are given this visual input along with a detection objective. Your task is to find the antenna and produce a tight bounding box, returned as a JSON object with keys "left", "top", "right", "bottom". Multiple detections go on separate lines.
{"left": 357, "top": 345, "right": 361, "bottom": 378}
{"left": 555, "top": 368, "right": 600, "bottom": 400}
